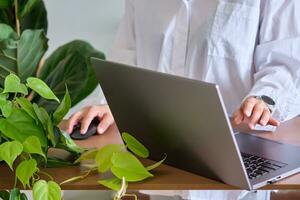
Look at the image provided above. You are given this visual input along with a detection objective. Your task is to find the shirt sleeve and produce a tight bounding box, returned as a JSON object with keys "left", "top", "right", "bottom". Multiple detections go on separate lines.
{"left": 247, "top": 0, "right": 300, "bottom": 121}
{"left": 107, "top": 0, "right": 136, "bottom": 65}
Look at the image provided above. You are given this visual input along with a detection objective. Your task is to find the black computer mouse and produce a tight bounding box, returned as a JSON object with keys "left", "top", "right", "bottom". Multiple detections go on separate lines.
{"left": 70, "top": 118, "right": 100, "bottom": 140}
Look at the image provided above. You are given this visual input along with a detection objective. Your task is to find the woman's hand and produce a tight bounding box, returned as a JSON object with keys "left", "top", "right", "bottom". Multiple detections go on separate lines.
{"left": 232, "top": 97, "right": 280, "bottom": 130}
{"left": 62, "top": 105, "right": 114, "bottom": 135}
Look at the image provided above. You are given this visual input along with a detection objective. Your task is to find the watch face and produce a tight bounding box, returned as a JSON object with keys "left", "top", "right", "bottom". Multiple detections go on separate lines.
{"left": 261, "top": 95, "right": 275, "bottom": 106}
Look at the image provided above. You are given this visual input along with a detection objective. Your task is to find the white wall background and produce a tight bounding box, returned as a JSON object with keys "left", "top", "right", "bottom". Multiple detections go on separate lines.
{"left": 43, "top": 0, "right": 125, "bottom": 115}
{"left": 44, "top": 0, "right": 124, "bottom": 55}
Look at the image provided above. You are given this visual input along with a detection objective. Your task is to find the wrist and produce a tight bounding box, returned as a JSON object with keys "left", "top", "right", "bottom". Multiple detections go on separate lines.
{"left": 254, "top": 95, "right": 276, "bottom": 113}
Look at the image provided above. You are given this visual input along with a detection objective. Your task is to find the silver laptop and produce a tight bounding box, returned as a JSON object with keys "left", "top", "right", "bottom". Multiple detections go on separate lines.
{"left": 91, "top": 58, "right": 300, "bottom": 190}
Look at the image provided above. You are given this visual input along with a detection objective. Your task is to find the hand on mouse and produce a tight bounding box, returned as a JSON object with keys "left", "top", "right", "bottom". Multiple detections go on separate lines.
{"left": 64, "top": 105, "right": 114, "bottom": 135}
{"left": 232, "top": 97, "right": 280, "bottom": 130}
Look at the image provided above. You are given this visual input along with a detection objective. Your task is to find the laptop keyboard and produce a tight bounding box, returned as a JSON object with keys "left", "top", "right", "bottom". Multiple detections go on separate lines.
{"left": 241, "top": 153, "right": 287, "bottom": 180}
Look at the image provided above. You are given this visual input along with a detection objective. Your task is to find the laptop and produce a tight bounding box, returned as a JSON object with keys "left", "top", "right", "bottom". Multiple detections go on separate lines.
{"left": 91, "top": 58, "right": 300, "bottom": 190}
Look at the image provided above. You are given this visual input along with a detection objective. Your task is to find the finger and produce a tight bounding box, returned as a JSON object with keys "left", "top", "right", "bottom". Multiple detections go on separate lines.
{"left": 249, "top": 103, "right": 264, "bottom": 129}
{"left": 66, "top": 112, "right": 83, "bottom": 134}
{"left": 80, "top": 107, "right": 104, "bottom": 134}
{"left": 268, "top": 117, "right": 281, "bottom": 126}
{"left": 242, "top": 98, "right": 256, "bottom": 117}
{"left": 232, "top": 109, "right": 244, "bottom": 125}
{"left": 259, "top": 109, "right": 270, "bottom": 126}
{"left": 97, "top": 114, "right": 114, "bottom": 134}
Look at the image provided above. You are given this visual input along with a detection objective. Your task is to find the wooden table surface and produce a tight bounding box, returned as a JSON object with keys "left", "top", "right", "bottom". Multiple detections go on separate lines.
{"left": 1, "top": 118, "right": 300, "bottom": 190}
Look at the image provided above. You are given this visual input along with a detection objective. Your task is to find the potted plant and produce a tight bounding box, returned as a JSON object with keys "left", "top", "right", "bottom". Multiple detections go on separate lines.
{"left": 0, "top": 74, "right": 166, "bottom": 200}
{"left": 0, "top": 1, "right": 166, "bottom": 199}
{"left": 0, "top": 0, "right": 105, "bottom": 112}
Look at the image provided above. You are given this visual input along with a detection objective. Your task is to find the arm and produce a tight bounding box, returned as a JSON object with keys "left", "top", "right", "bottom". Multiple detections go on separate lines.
{"left": 233, "top": 0, "right": 300, "bottom": 129}
{"left": 62, "top": 0, "right": 137, "bottom": 135}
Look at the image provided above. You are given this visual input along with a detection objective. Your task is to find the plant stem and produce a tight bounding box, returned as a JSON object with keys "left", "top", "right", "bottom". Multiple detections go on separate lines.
{"left": 59, "top": 167, "right": 97, "bottom": 185}
{"left": 38, "top": 171, "right": 54, "bottom": 181}
{"left": 14, "top": 0, "right": 20, "bottom": 36}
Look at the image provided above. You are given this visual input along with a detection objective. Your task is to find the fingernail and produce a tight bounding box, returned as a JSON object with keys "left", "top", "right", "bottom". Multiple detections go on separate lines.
{"left": 246, "top": 111, "right": 251, "bottom": 117}
{"left": 80, "top": 129, "right": 85, "bottom": 134}
{"left": 99, "top": 128, "right": 104, "bottom": 134}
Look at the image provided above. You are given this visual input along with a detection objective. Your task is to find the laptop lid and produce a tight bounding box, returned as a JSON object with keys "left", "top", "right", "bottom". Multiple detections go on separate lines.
{"left": 91, "top": 58, "right": 251, "bottom": 189}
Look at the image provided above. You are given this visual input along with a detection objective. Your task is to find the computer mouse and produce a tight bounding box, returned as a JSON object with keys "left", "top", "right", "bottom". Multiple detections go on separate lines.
{"left": 70, "top": 118, "right": 100, "bottom": 140}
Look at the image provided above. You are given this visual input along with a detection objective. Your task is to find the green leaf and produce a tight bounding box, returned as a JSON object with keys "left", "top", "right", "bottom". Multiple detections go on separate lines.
{"left": 122, "top": 132, "right": 149, "bottom": 158}
{"left": 18, "top": 0, "right": 40, "bottom": 18}
{"left": 46, "top": 117, "right": 55, "bottom": 146}
{"left": 20, "top": 0, "right": 47, "bottom": 33}
{"left": 18, "top": 30, "right": 48, "bottom": 82}
{"left": 0, "top": 190, "right": 9, "bottom": 200}
{"left": 33, "top": 180, "right": 61, "bottom": 200}
{"left": 0, "top": 24, "right": 16, "bottom": 40}
{"left": 74, "top": 148, "right": 98, "bottom": 164}
{"left": 26, "top": 77, "right": 59, "bottom": 102}
{"left": 16, "top": 159, "right": 38, "bottom": 188}
{"left": 32, "top": 103, "right": 47, "bottom": 127}
{"left": 146, "top": 154, "right": 167, "bottom": 171}
{"left": 111, "top": 152, "right": 153, "bottom": 182}
{"left": 0, "top": 30, "right": 48, "bottom": 86}
{"left": 57, "top": 130, "right": 83, "bottom": 155}
{"left": 0, "top": 2, "right": 47, "bottom": 34}
{"left": 0, "top": 141, "right": 23, "bottom": 169}
{"left": 98, "top": 178, "right": 123, "bottom": 191}
{"left": 0, "top": 108, "right": 47, "bottom": 146}
{"left": 53, "top": 86, "right": 71, "bottom": 125}
{"left": 0, "top": 0, "right": 12, "bottom": 9}
{"left": 35, "top": 40, "right": 105, "bottom": 112}
{"left": 2, "top": 74, "right": 28, "bottom": 95}
{"left": 20, "top": 193, "right": 28, "bottom": 200}
{"left": 9, "top": 188, "right": 20, "bottom": 200}
{"left": 23, "top": 136, "right": 46, "bottom": 158}
{"left": 45, "top": 157, "right": 76, "bottom": 168}
{"left": 0, "top": 99, "right": 12, "bottom": 118}
{"left": 16, "top": 97, "right": 38, "bottom": 123}
{"left": 95, "top": 144, "right": 123, "bottom": 173}
{"left": 32, "top": 103, "right": 56, "bottom": 146}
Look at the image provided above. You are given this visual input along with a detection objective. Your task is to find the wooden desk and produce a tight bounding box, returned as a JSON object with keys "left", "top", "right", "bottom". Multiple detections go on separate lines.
{"left": 1, "top": 118, "right": 300, "bottom": 190}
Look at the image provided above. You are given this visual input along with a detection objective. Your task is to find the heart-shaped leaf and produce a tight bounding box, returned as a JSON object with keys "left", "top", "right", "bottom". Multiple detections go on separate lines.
{"left": 0, "top": 108, "right": 47, "bottom": 146}
{"left": 0, "top": 99, "right": 12, "bottom": 118}
{"left": 16, "top": 97, "right": 39, "bottom": 123}
{"left": 74, "top": 148, "right": 98, "bottom": 164}
{"left": 111, "top": 152, "right": 153, "bottom": 182}
{"left": 122, "top": 132, "right": 149, "bottom": 158}
{"left": 95, "top": 144, "right": 123, "bottom": 173}
{"left": 33, "top": 180, "right": 61, "bottom": 200}
{"left": 26, "top": 77, "right": 59, "bottom": 102}
{"left": 0, "top": 141, "right": 23, "bottom": 169}
{"left": 2, "top": 74, "right": 28, "bottom": 95}
{"left": 98, "top": 178, "right": 124, "bottom": 191}
{"left": 16, "top": 159, "right": 38, "bottom": 188}
{"left": 23, "top": 136, "right": 46, "bottom": 158}
{"left": 53, "top": 86, "right": 71, "bottom": 125}
{"left": 57, "top": 130, "right": 83, "bottom": 155}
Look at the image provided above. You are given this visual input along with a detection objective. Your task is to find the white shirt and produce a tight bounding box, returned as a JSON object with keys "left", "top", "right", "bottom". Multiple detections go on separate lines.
{"left": 108, "top": 0, "right": 300, "bottom": 122}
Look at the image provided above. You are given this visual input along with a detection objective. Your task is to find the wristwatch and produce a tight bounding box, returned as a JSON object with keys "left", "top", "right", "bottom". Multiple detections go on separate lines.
{"left": 255, "top": 95, "right": 276, "bottom": 112}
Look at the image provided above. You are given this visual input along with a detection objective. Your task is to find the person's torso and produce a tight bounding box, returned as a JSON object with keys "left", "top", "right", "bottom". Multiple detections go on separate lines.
{"left": 132, "top": 0, "right": 261, "bottom": 114}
